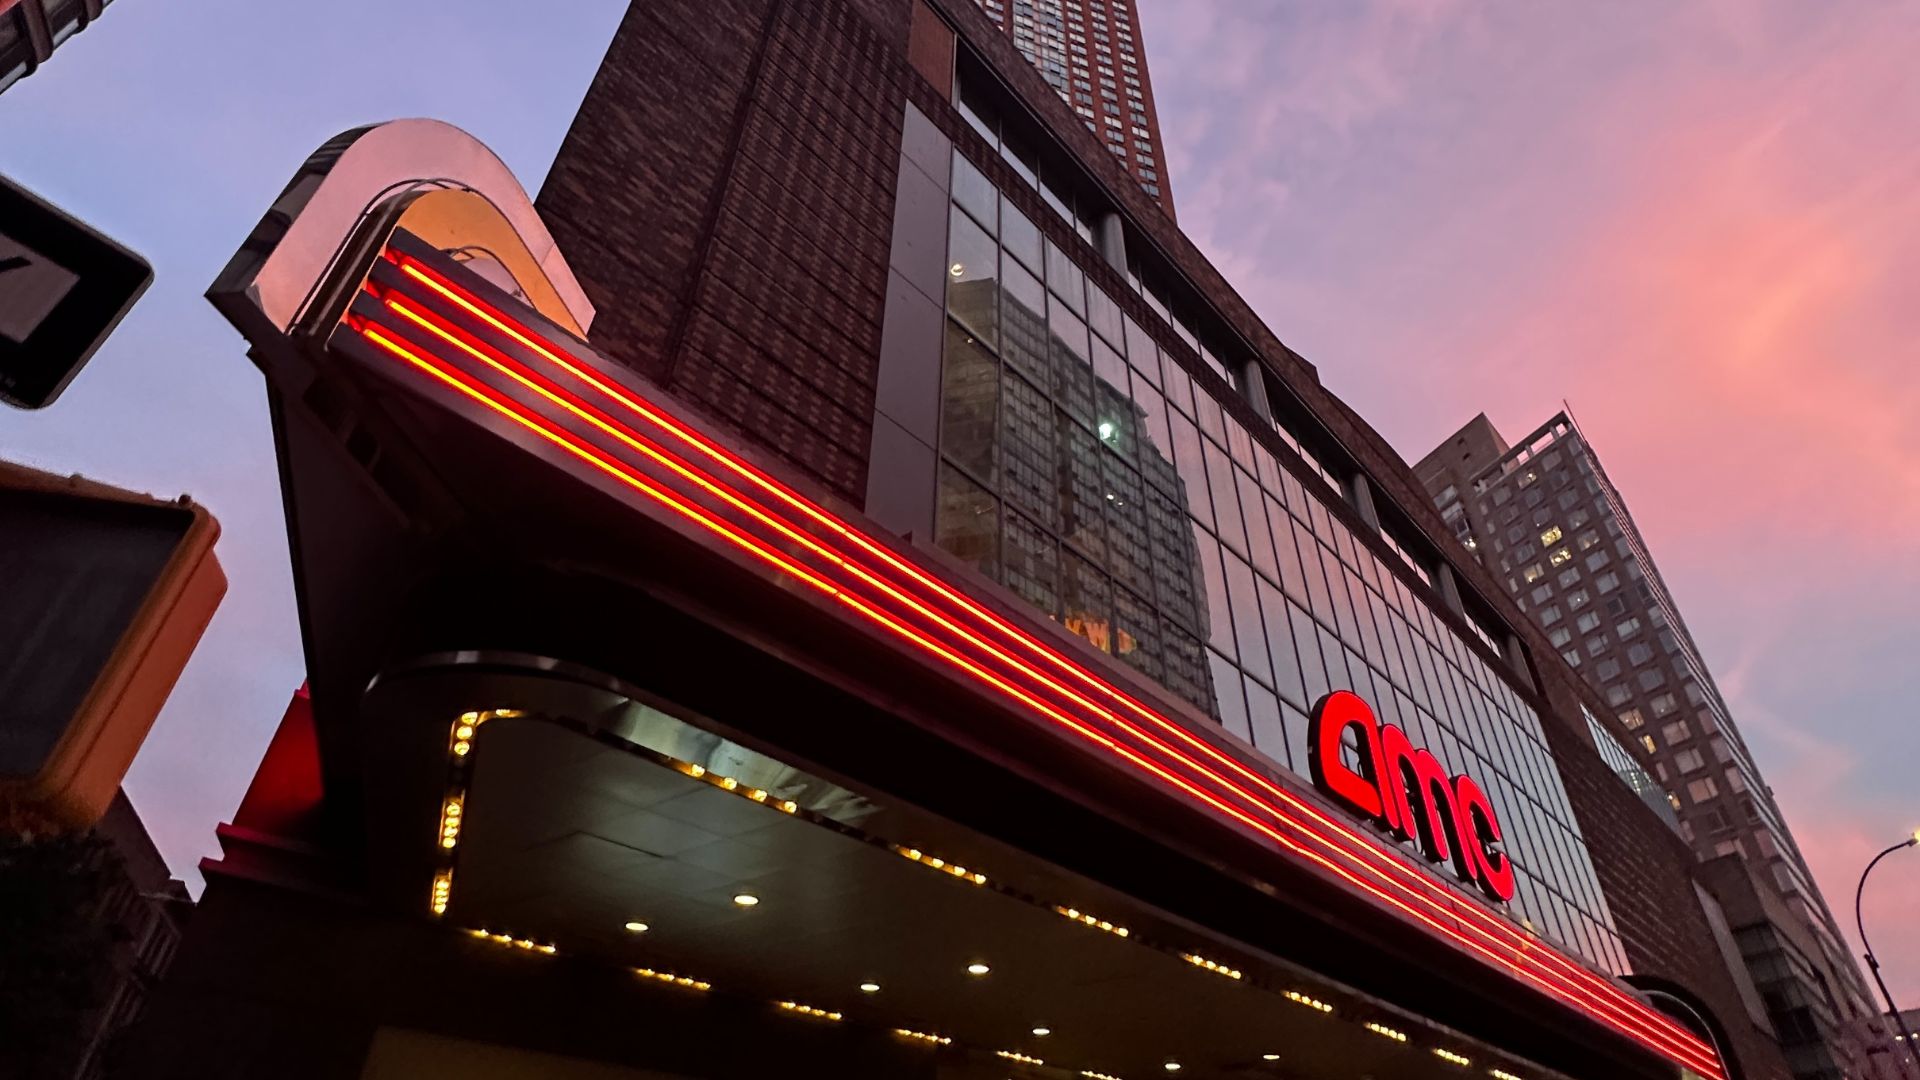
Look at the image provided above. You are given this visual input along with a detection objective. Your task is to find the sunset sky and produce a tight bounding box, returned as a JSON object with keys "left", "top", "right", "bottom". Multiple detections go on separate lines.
{"left": 4, "top": 0, "right": 1915, "bottom": 1005}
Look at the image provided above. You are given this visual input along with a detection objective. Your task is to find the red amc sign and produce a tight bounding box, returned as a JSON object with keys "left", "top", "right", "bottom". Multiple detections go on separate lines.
{"left": 1310, "top": 690, "right": 1516, "bottom": 904}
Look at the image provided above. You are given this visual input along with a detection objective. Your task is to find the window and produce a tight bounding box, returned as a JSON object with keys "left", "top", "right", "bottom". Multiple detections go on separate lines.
{"left": 1539, "top": 525, "right": 1563, "bottom": 545}
{"left": 1640, "top": 734, "right": 1657, "bottom": 753}
{"left": 1556, "top": 567, "right": 1581, "bottom": 589}
{"left": 1522, "top": 563, "right": 1545, "bottom": 583}
{"left": 1585, "top": 550, "right": 1610, "bottom": 572}
{"left": 1674, "top": 748, "right": 1707, "bottom": 772}
{"left": 1661, "top": 719, "right": 1692, "bottom": 745}
{"left": 1549, "top": 547, "right": 1573, "bottom": 567}
{"left": 1626, "top": 642, "right": 1654, "bottom": 666}
{"left": 1538, "top": 604, "right": 1563, "bottom": 626}
{"left": 1649, "top": 692, "right": 1677, "bottom": 717}
{"left": 1575, "top": 611, "right": 1601, "bottom": 633}
{"left": 1636, "top": 667, "right": 1667, "bottom": 692}
{"left": 1595, "top": 658, "right": 1622, "bottom": 681}
{"left": 1548, "top": 626, "right": 1572, "bottom": 647}
{"left": 1619, "top": 708, "right": 1645, "bottom": 730}
{"left": 1595, "top": 571, "right": 1620, "bottom": 594}
{"left": 1530, "top": 584, "right": 1553, "bottom": 605}
{"left": 1687, "top": 776, "right": 1720, "bottom": 803}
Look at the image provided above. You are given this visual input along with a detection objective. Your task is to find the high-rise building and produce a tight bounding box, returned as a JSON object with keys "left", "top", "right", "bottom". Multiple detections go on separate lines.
{"left": 0, "top": 0, "right": 119, "bottom": 96}
{"left": 0, "top": 790, "right": 192, "bottom": 1079}
{"left": 1417, "top": 411, "right": 1882, "bottom": 1080}
{"left": 133, "top": 3, "right": 1799, "bottom": 1077}
{"left": 965, "top": 0, "right": 1174, "bottom": 217}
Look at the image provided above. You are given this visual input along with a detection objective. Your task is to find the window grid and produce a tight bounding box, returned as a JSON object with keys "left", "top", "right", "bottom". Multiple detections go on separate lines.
{"left": 929, "top": 163, "right": 1627, "bottom": 974}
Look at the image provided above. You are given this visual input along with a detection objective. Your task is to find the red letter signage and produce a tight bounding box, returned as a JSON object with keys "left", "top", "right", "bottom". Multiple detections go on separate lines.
{"left": 1308, "top": 690, "right": 1516, "bottom": 903}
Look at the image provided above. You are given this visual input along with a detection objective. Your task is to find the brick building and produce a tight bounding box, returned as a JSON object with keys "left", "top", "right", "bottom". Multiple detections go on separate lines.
{"left": 131, "top": 2, "right": 1796, "bottom": 1077}
{"left": 1415, "top": 412, "right": 1883, "bottom": 1080}
{"left": 960, "top": 0, "right": 1174, "bottom": 215}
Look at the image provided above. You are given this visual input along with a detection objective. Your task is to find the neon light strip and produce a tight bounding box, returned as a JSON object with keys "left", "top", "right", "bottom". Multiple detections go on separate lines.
{"left": 383, "top": 253, "right": 1713, "bottom": 1070}
{"left": 364, "top": 256, "right": 1723, "bottom": 1079}
{"left": 342, "top": 251, "right": 1722, "bottom": 1079}
{"left": 381, "top": 254, "right": 1709, "bottom": 1062}
{"left": 369, "top": 254, "right": 1722, "bottom": 1079}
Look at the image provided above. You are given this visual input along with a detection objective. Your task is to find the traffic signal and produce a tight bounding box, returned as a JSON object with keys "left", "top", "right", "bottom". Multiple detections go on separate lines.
{"left": 0, "top": 461, "right": 225, "bottom": 830}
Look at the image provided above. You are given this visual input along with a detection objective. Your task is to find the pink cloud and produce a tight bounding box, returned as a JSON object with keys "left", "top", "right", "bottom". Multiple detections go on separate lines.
{"left": 1144, "top": 0, "right": 1920, "bottom": 1003}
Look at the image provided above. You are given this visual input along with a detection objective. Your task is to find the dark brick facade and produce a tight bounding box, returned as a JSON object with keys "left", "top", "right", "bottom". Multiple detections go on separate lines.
{"left": 536, "top": 1, "right": 1793, "bottom": 1076}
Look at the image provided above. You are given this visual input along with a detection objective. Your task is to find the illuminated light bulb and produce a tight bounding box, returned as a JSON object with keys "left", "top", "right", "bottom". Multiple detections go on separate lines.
{"left": 719, "top": 777, "right": 738, "bottom": 791}
{"left": 748, "top": 788, "right": 767, "bottom": 802}
{"left": 905, "top": 848, "right": 923, "bottom": 860}
{"left": 1364, "top": 1022, "right": 1408, "bottom": 1043}
{"left": 895, "top": 1028, "right": 951, "bottom": 1046}
{"left": 776, "top": 1001, "right": 842, "bottom": 1021}
{"left": 970, "top": 872, "right": 988, "bottom": 885}
{"left": 859, "top": 982, "right": 881, "bottom": 993}
{"left": 441, "top": 837, "right": 457, "bottom": 849}
{"left": 1490, "top": 1070, "right": 1525, "bottom": 1080}
{"left": 966, "top": 962, "right": 991, "bottom": 976}
{"left": 686, "top": 763, "right": 706, "bottom": 778}
{"left": 459, "top": 712, "right": 479, "bottom": 724}
{"left": 1032, "top": 1026, "right": 1052, "bottom": 1037}
{"left": 949, "top": 262, "right": 965, "bottom": 278}
{"left": 732, "top": 893, "right": 760, "bottom": 907}
{"left": 996, "top": 1050, "right": 1044, "bottom": 1065}
{"left": 927, "top": 857, "right": 944, "bottom": 869}
{"left": 490, "top": 709, "right": 524, "bottom": 718}
{"left": 454, "top": 725, "right": 474, "bottom": 739}
{"left": 1284, "top": 990, "right": 1333, "bottom": 1014}
{"left": 1262, "top": 1053, "right": 1280, "bottom": 1061}
{"left": 538, "top": 944, "right": 556, "bottom": 955}
{"left": 1098, "top": 421, "right": 1115, "bottom": 440}
{"left": 1164, "top": 1063, "right": 1181, "bottom": 1073}
{"left": 1432, "top": 1048, "right": 1470, "bottom": 1066}
{"left": 452, "top": 741, "right": 471, "bottom": 756}
{"left": 779, "top": 800, "right": 798, "bottom": 813}
{"left": 468, "top": 928, "right": 488, "bottom": 938}
{"left": 624, "top": 921, "right": 649, "bottom": 933}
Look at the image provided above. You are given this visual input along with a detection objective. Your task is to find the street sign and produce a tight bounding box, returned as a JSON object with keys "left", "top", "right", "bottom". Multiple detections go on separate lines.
{"left": 0, "top": 174, "right": 152, "bottom": 409}
{"left": 0, "top": 461, "right": 224, "bottom": 829}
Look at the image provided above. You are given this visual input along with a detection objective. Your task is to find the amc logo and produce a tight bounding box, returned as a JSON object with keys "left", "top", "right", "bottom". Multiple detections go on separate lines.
{"left": 1309, "top": 690, "right": 1517, "bottom": 903}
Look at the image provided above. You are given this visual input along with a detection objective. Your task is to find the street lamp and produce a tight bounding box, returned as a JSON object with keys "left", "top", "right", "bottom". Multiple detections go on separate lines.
{"left": 1856, "top": 829, "right": 1920, "bottom": 1058}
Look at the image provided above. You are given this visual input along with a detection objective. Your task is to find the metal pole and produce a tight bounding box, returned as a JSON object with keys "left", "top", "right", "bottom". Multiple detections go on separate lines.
{"left": 1856, "top": 836, "right": 1920, "bottom": 1068}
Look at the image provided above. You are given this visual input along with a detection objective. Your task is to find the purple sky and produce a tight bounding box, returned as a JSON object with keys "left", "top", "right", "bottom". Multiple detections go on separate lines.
{"left": 4, "top": 0, "right": 1915, "bottom": 1005}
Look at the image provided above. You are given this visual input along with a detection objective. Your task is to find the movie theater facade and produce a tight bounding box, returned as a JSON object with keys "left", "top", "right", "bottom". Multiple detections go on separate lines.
{"left": 128, "top": 2, "right": 1793, "bottom": 1078}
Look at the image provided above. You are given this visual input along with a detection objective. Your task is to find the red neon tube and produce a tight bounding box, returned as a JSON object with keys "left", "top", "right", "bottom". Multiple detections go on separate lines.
{"left": 346, "top": 251, "right": 1724, "bottom": 1079}
{"left": 363, "top": 254, "right": 1725, "bottom": 1078}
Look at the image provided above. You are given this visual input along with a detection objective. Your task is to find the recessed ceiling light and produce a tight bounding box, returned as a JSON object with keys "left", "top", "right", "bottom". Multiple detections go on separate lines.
{"left": 966, "top": 962, "right": 991, "bottom": 976}
{"left": 1164, "top": 1063, "right": 1182, "bottom": 1073}
{"left": 623, "top": 921, "right": 649, "bottom": 933}
{"left": 859, "top": 982, "right": 881, "bottom": 993}
{"left": 1032, "top": 1025, "right": 1052, "bottom": 1037}
{"left": 1263, "top": 1053, "right": 1280, "bottom": 1061}
{"left": 732, "top": 893, "right": 760, "bottom": 907}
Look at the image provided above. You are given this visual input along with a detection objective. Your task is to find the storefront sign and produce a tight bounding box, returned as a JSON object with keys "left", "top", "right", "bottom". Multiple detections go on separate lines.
{"left": 1309, "top": 690, "right": 1516, "bottom": 903}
